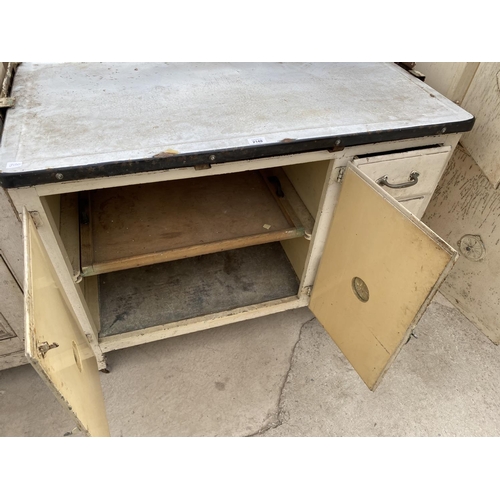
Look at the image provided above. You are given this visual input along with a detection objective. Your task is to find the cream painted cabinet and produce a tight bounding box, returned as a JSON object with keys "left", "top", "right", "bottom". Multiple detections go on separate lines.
{"left": 0, "top": 63, "right": 473, "bottom": 435}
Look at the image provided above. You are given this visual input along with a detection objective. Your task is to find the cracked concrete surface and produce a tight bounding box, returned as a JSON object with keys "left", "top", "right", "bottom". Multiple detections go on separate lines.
{"left": 246, "top": 317, "right": 316, "bottom": 437}
{"left": 263, "top": 298, "right": 500, "bottom": 436}
{"left": 1, "top": 294, "right": 500, "bottom": 437}
{"left": 101, "top": 307, "right": 313, "bottom": 436}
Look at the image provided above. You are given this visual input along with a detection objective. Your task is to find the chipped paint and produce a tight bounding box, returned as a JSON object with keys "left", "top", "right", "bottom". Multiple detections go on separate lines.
{"left": 153, "top": 148, "right": 179, "bottom": 158}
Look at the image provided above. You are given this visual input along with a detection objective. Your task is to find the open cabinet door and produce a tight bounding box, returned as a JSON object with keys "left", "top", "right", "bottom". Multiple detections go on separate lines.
{"left": 309, "top": 166, "right": 458, "bottom": 390}
{"left": 24, "top": 209, "right": 110, "bottom": 436}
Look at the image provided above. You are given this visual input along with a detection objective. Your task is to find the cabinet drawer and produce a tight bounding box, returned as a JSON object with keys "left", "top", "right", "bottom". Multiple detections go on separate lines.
{"left": 349, "top": 146, "right": 452, "bottom": 204}
{"left": 398, "top": 195, "right": 429, "bottom": 219}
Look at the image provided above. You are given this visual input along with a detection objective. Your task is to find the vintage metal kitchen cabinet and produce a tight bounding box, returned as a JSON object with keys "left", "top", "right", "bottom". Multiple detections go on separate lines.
{"left": 0, "top": 63, "right": 474, "bottom": 436}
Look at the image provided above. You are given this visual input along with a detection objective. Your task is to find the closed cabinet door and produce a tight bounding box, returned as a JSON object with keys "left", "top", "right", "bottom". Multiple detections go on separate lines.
{"left": 24, "top": 209, "right": 109, "bottom": 436}
{"left": 309, "top": 164, "right": 458, "bottom": 390}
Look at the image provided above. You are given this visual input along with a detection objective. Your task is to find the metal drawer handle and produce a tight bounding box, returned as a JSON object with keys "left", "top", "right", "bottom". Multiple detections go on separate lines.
{"left": 376, "top": 171, "right": 420, "bottom": 189}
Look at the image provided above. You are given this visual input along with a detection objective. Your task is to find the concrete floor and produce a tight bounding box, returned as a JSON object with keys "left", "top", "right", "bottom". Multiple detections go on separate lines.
{"left": 1, "top": 293, "right": 499, "bottom": 437}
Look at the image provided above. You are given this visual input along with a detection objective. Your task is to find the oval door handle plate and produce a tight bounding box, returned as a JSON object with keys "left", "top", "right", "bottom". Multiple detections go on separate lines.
{"left": 352, "top": 277, "right": 369, "bottom": 303}
{"left": 377, "top": 171, "right": 420, "bottom": 189}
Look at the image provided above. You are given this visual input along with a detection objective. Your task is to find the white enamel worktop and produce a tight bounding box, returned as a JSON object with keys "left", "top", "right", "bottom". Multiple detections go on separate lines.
{"left": 0, "top": 62, "right": 473, "bottom": 177}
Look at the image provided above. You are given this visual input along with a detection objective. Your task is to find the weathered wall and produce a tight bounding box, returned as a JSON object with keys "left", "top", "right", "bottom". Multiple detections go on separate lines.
{"left": 414, "top": 62, "right": 479, "bottom": 104}
{"left": 423, "top": 145, "right": 500, "bottom": 344}
{"left": 460, "top": 64, "right": 500, "bottom": 188}
{"left": 417, "top": 62, "right": 500, "bottom": 344}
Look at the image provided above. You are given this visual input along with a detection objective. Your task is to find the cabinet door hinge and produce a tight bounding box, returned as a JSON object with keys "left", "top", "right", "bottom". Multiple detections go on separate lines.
{"left": 37, "top": 341, "right": 59, "bottom": 358}
{"left": 336, "top": 167, "right": 346, "bottom": 184}
{"left": 29, "top": 211, "right": 43, "bottom": 227}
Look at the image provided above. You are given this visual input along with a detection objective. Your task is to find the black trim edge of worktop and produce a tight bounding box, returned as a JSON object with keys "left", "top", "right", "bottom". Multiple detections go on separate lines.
{"left": 0, "top": 118, "right": 475, "bottom": 189}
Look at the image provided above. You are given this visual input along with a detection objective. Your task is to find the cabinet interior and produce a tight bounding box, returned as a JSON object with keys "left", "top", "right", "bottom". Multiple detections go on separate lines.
{"left": 44, "top": 161, "right": 330, "bottom": 339}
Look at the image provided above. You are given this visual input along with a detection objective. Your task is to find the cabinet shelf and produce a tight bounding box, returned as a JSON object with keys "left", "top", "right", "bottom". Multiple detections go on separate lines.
{"left": 78, "top": 168, "right": 314, "bottom": 277}
{"left": 98, "top": 242, "right": 300, "bottom": 337}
